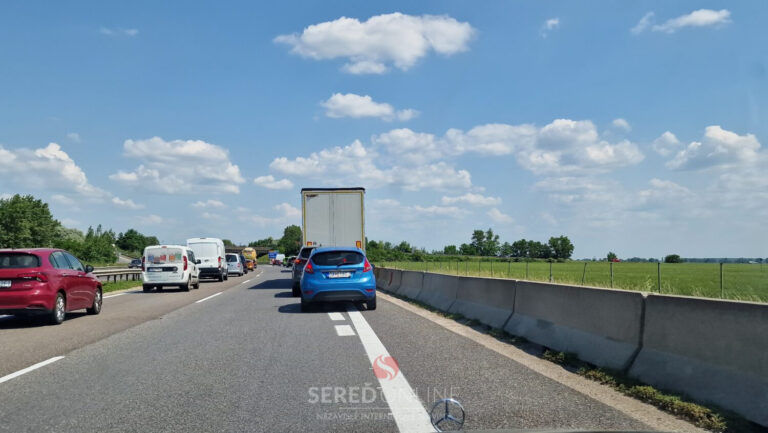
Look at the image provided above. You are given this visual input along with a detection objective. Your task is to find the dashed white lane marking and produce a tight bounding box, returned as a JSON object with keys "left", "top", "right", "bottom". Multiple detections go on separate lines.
{"left": 0, "top": 356, "right": 65, "bottom": 385}
{"left": 239, "top": 278, "right": 253, "bottom": 285}
{"left": 104, "top": 293, "right": 126, "bottom": 299}
{"left": 328, "top": 312, "right": 345, "bottom": 321}
{"left": 195, "top": 292, "right": 222, "bottom": 304}
{"left": 347, "top": 307, "right": 436, "bottom": 433}
{"left": 334, "top": 324, "right": 356, "bottom": 336}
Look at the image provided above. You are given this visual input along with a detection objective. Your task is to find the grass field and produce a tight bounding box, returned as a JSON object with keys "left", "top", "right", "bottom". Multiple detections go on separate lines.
{"left": 380, "top": 260, "right": 768, "bottom": 303}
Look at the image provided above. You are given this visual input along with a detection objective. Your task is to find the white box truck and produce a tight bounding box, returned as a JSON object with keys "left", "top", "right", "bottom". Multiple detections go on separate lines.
{"left": 301, "top": 188, "right": 365, "bottom": 251}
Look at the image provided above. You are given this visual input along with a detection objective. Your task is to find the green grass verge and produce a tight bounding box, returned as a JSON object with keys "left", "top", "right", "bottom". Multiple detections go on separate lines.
{"left": 102, "top": 280, "right": 142, "bottom": 293}
{"left": 382, "top": 261, "right": 768, "bottom": 302}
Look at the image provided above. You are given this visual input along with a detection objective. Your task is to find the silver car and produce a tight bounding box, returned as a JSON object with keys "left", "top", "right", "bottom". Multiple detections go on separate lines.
{"left": 226, "top": 253, "right": 244, "bottom": 277}
{"left": 291, "top": 246, "right": 316, "bottom": 296}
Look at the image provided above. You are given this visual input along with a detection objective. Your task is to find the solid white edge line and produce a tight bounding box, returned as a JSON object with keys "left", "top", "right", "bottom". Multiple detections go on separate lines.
{"left": 347, "top": 306, "right": 436, "bottom": 433}
{"left": 334, "top": 324, "right": 356, "bottom": 336}
{"left": 0, "top": 356, "right": 65, "bottom": 384}
{"left": 328, "top": 312, "right": 345, "bottom": 321}
{"left": 195, "top": 292, "right": 222, "bottom": 304}
{"left": 104, "top": 293, "right": 126, "bottom": 299}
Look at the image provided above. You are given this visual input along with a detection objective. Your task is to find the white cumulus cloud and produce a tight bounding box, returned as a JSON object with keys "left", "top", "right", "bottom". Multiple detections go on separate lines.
{"left": 274, "top": 13, "right": 474, "bottom": 74}
{"left": 633, "top": 9, "right": 731, "bottom": 34}
{"left": 321, "top": 93, "right": 418, "bottom": 121}
{"left": 192, "top": 200, "right": 226, "bottom": 208}
{"left": 254, "top": 175, "right": 294, "bottom": 190}
{"left": 100, "top": 27, "right": 139, "bottom": 37}
{"left": 0, "top": 142, "right": 108, "bottom": 199}
{"left": 270, "top": 139, "right": 473, "bottom": 192}
{"left": 652, "top": 131, "right": 681, "bottom": 156}
{"left": 112, "top": 196, "right": 144, "bottom": 210}
{"left": 441, "top": 193, "right": 501, "bottom": 206}
{"left": 541, "top": 18, "right": 560, "bottom": 38}
{"left": 110, "top": 137, "right": 245, "bottom": 194}
{"left": 612, "top": 118, "right": 631, "bottom": 131}
{"left": 667, "top": 126, "right": 761, "bottom": 170}
{"left": 487, "top": 208, "right": 514, "bottom": 224}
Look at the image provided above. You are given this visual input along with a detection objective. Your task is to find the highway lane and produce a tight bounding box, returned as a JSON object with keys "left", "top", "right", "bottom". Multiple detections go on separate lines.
{"left": 0, "top": 268, "right": 263, "bottom": 378}
{"left": 0, "top": 266, "right": 702, "bottom": 432}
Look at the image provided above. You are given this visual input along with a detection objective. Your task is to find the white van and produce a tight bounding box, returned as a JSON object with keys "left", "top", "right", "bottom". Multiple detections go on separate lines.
{"left": 186, "top": 237, "right": 227, "bottom": 282}
{"left": 142, "top": 245, "right": 200, "bottom": 292}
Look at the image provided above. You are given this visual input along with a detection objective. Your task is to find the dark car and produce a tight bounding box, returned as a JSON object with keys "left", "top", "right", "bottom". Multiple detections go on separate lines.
{"left": 239, "top": 254, "right": 249, "bottom": 274}
{"left": 292, "top": 246, "right": 316, "bottom": 296}
{"left": 128, "top": 258, "right": 142, "bottom": 268}
{"left": 0, "top": 248, "right": 103, "bottom": 325}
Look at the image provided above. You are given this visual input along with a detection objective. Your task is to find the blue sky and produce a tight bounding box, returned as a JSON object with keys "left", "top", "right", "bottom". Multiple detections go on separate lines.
{"left": 1, "top": 1, "right": 766, "bottom": 258}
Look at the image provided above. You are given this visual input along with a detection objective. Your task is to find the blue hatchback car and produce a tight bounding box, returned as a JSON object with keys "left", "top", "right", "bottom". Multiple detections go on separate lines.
{"left": 299, "top": 247, "right": 376, "bottom": 312}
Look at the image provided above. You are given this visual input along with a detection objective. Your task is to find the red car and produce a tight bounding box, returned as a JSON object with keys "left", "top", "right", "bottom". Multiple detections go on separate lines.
{"left": 0, "top": 248, "right": 103, "bottom": 325}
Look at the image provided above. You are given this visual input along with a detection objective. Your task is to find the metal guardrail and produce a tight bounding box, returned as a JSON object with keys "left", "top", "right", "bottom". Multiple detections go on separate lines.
{"left": 93, "top": 268, "right": 142, "bottom": 283}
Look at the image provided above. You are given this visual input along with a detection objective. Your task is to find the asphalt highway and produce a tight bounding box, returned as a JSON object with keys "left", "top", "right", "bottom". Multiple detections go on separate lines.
{"left": 0, "top": 266, "right": 703, "bottom": 433}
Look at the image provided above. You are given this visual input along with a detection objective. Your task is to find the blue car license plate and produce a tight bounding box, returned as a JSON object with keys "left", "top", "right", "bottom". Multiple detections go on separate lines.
{"left": 328, "top": 272, "right": 351, "bottom": 279}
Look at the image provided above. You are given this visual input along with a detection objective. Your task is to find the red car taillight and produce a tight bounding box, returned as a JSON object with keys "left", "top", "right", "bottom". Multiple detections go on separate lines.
{"left": 218, "top": 257, "right": 222, "bottom": 268}
{"left": 18, "top": 272, "right": 48, "bottom": 282}
{"left": 141, "top": 256, "right": 145, "bottom": 271}
{"left": 183, "top": 255, "right": 188, "bottom": 271}
{"left": 294, "top": 259, "right": 303, "bottom": 266}
{"left": 363, "top": 259, "right": 372, "bottom": 273}
{"left": 304, "top": 261, "right": 314, "bottom": 274}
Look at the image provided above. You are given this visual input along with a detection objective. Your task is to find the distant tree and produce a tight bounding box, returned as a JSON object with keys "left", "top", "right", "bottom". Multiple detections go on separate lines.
{"left": 499, "top": 242, "right": 513, "bottom": 257}
{"left": 607, "top": 251, "right": 618, "bottom": 261}
{"left": 548, "top": 235, "right": 574, "bottom": 260}
{"left": 510, "top": 239, "right": 529, "bottom": 258}
{"left": 277, "top": 225, "right": 302, "bottom": 256}
{"left": 249, "top": 237, "right": 277, "bottom": 248}
{"left": 528, "top": 241, "right": 552, "bottom": 259}
{"left": 482, "top": 228, "right": 500, "bottom": 256}
{"left": 664, "top": 254, "right": 682, "bottom": 263}
{"left": 459, "top": 243, "right": 477, "bottom": 256}
{"left": 395, "top": 241, "right": 412, "bottom": 253}
{"left": 470, "top": 230, "right": 485, "bottom": 255}
{"left": 443, "top": 245, "right": 458, "bottom": 255}
{"left": 222, "top": 239, "right": 234, "bottom": 247}
{"left": 79, "top": 225, "right": 117, "bottom": 263}
{"left": 0, "top": 194, "right": 59, "bottom": 248}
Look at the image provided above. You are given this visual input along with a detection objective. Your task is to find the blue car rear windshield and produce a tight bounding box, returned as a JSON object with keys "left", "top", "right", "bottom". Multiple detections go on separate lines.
{"left": 0, "top": 253, "right": 40, "bottom": 269}
{"left": 312, "top": 251, "right": 364, "bottom": 266}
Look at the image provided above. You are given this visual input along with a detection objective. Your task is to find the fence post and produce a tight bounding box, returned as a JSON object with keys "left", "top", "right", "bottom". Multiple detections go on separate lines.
{"left": 525, "top": 261, "right": 529, "bottom": 280}
{"left": 657, "top": 262, "right": 661, "bottom": 293}
{"left": 610, "top": 261, "right": 614, "bottom": 288}
{"left": 507, "top": 260, "right": 511, "bottom": 278}
{"left": 549, "top": 261, "right": 553, "bottom": 282}
{"left": 465, "top": 261, "right": 468, "bottom": 276}
{"left": 720, "top": 262, "right": 724, "bottom": 298}
{"left": 478, "top": 260, "right": 481, "bottom": 274}
{"left": 491, "top": 260, "right": 494, "bottom": 277}
{"left": 581, "top": 262, "right": 587, "bottom": 285}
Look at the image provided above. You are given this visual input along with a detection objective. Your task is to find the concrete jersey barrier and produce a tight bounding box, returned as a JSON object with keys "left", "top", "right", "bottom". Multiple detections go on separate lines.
{"left": 629, "top": 294, "right": 768, "bottom": 426}
{"left": 448, "top": 277, "right": 516, "bottom": 329}
{"left": 376, "top": 268, "right": 402, "bottom": 294}
{"left": 415, "top": 273, "right": 458, "bottom": 311}
{"left": 504, "top": 281, "right": 644, "bottom": 371}
{"left": 398, "top": 271, "right": 424, "bottom": 299}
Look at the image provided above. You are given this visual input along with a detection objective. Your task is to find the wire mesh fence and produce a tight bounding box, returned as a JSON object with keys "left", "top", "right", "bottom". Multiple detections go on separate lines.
{"left": 378, "top": 260, "right": 768, "bottom": 303}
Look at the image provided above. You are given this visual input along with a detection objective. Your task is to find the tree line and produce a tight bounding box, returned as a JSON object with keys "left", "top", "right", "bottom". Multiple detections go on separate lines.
{"left": 443, "top": 228, "right": 574, "bottom": 260}
{"left": 0, "top": 194, "right": 158, "bottom": 263}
